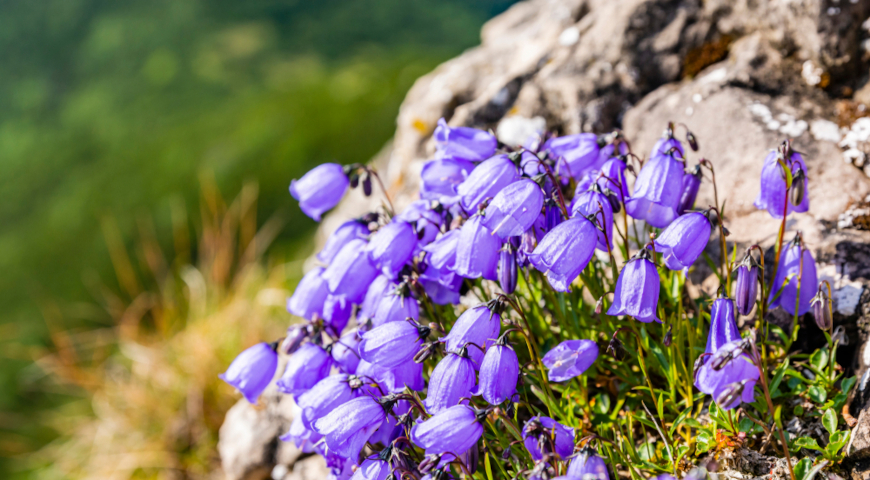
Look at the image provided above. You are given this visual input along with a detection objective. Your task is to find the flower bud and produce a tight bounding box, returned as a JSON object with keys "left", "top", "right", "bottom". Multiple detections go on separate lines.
{"left": 811, "top": 287, "right": 832, "bottom": 331}
{"left": 663, "top": 325, "right": 673, "bottom": 347}
{"left": 545, "top": 199, "right": 563, "bottom": 231}
{"left": 498, "top": 243, "right": 518, "bottom": 295}
{"left": 677, "top": 164, "right": 702, "bottom": 215}
{"left": 734, "top": 261, "right": 759, "bottom": 316}
{"left": 687, "top": 131, "right": 699, "bottom": 151}
{"left": 362, "top": 172, "right": 373, "bottom": 197}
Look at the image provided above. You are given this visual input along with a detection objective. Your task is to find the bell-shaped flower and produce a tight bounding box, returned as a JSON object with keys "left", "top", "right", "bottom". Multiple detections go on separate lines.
{"left": 457, "top": 155, "right": 521, "bottom": 211}
{"left": 318, "top": 220, "right": 370, "bottom": 264}
{"left": 442, "top": 304, "right": 502, "bottom": 368}
{"left": 677, "top": 165, "right": 702, "bottom": 215}
{"left": 360, "top": 320, "right": 430, "bottom": 368}
{"left": 541, "top": 339, "right": 598, "bottom": 382}
{"left": 371, "top": 286, "right": 419, "bottom": 328}
{"left": 768, "top": 236, "right": 817, "bottom": 315}
{"left": 694, "top": 297, "right": 759, "bottom": 409}
{"left": 366, "top": 221, "right": 417, "bottom": 276}
{"left": 313, "top": 395, "right": 387, "bottom": 462}
{"left": 358, "top": 275, "right": 393, "bottom": 325}
{"left": 567, "top": 449, "right": 610, "bottom": 480}
{"left": 421, "top": 157, "right": 475, "bottom": 203}
{"left": 350, "top": 456, "right": 391, "bottom": 480}
{"left": 379, "top": 360, "right": 425, "bottom": 393}
{"left": 735, "top": 256, "right": 759, "bottom": 316}
{"left": 421, "top": 272, "right": 462, "bottom": 305}
{"left": 652, "top": 211, "right": 712, "bottom": 270}
{"left": 411, "top": 404, "right": 484, "bottom": 455}
{"left": 395, "top": 200, "right": 444, "bottom": 246}
{"left": 452, "top": 215, "right": 500, "bottom": 281}
{"left": 545, "top": 133, "right": 600, "bottom": 179}
{"left": 297, "top": 374, "right": 360, "bottom": 428}
{"left": 286, "top": 267, "right": 329, "bottom": 321}
{"left": 219, "top": 342, "right": 278, "bottom": 404}
{"left": 280, "top": 415, "right": 322, "bottom": 453}
{"left": 596, "top": 157, "right": 630, "bottom": 202}
{"left": 290, "top": 163, "right": 349, "bottom": 221}
{"left": 332, "top": 332, "right": 361, "bottom": 374}
{"left": 433, "top": 118, "right": 497, "bottom": 162}
{"left": 571, "top": 188, "right": 614, "bottom": 252}
{"left": 597, "top": 139, "right": 629, "bottom": 169}
{"left": 754, "top": 146, "right": 809, "bottom": 219}
{"left": 482, "top": 179, "right": 545, "bottom": 238}
{"left": 276, "top": 343, "right": 334, "bottom": 395}
{"left": 323, "top": 294, "right": 351, "bottom": 335}
{"left": 323, "top": 239, "right": 380, "bottom": 304}
{"left": 477, "top": 339, "right": 519, "bottom": 405}
{"left": 607, "top": 251, "right": 660, "bottom": 323}
{"left": 527, "top": 217, "right": 598, "bottom": 292}
{"left": 522, "top": 416, "right": 574, "bottom": 461}
{"left": 368, "top": 400, "right": 410, "bottom": 447}
{"left": 425, "top": 350, "right": 477, "bottom": 413}
{"left": 625, "top": 150, "right": 684, "bottom": 228}
{"left": 424, "top": 230, "right": 460, "bottom": 273}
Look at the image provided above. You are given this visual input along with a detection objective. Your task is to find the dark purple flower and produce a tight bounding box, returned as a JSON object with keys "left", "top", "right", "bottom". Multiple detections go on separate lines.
{"left": 768, "top": 237, "right": 817, "bottom": 315}
{"left": 290, "top": 163, "right": 350, "bottom": 221}
{"left": 219, "top": 342, "right": 278, "bottom": 404}
{"left": 425, "top": 351, "right": 477, "bottom": 413}
{"left": 276, "top": 343, "right": 334, "bottom": 395}
{"left": 482, "top": 179, "right": 545, "bottom": 238}
{"left": 567, "top": 450, "right": 610, "bottom": 480}
{"left": 442, "top": 305, "right": 501, "bottom": 368}
{"left": 607, "top": 252, "right": 660, "bottom": 323}
{"left": 319, "top": 220, "right": 370, "bottom": 264}
{"left": 280, "top": 415, "right": 322, "bottom": 453}
{"left": 571, "top": 189, "right": 614, "bottom": 252}
{"left": 477, "top": 342, "right": 519, "bottom": 405}
{"left": 545, "top": 133, "right": 600, "bottom": 179}
{"left": 358, "top": 275, "right": 393, "bottom": 325}
{"left": 695, "top": 297, "right": 759, "bottom": 409}
{"left": 433, "top": 118, "right": 498, "bottom": 163}
{"left": 297, "top": 374, "right": 360, "bottom": 428}
{"left": 366, "top": 221, "right": 417, "bottom": 276}
{"left": 652, "top": 212, "right": 711, "bottom": 270}
{"left": 735, "top": 259, "right": 759, "bottom": 316}
{"left": 323, "top": 239, "right": 380, "bottom": 304}
{"left": 498, "top": 242, "right": 518, "bottom": 295}
{"left": 541, "top": 339, "right": 598, "bottom": 382}
{"left": 677, "top": 165, "right": 702, "bottom": 215}
{"left": 360, "top": 320, "right": 429, "bottom": 368}
{"left": 332, "top": 332, "right": 361, "bottom": 374}
{"left": 371, "top": 286, "right": 419, "bottom": 328}
{"left": 452, "top": 215, "right": 500, "bottom": 281}
{"left": 350, "top": 456, "right": 391, "bottom": 480}
{"left": 286, "top": 267, "right": 329, "bottom": 321}
{"left": 411, "top": 405, "right": 484, "bottom": 455}
{"left": 544, "top": 200, "right": 564, "bottom": 231}
{"left": 421, "top": 157, "right": 475, "bottom": 203}
{"left": 754, "top": 145, "right": 809, "bottom": 219}
{"left": 527, "top": 217, "right": 598, "bottom": 292}
{"left": 522, "top": 416, "right": 574, "bottom": 461}
{"left": 457, "top": 155, "right": 521, "bottom": 211}
{"left": 323, "top": 294, "right": 352, "bottom": 335}
{"left": 625, "top": 151, "right": 684, "bottom": 228}
{"left": 313, "top": 395, "right": 387, "bottom": 462}
{"left": 596, "top": 157, "right": 630, "bottom": 202}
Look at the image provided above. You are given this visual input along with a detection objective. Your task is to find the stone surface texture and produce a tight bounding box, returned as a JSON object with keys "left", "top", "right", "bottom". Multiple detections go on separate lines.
{"left": 220, "top": 0, "right": 870, "bottom": 478}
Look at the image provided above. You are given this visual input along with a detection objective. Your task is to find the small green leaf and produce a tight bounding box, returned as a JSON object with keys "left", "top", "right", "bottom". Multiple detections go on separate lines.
{"left": 794, "top": 436, "right": 823, "bottom": 451}
{"left": 484, "top": 454, "right": 494, "bottom": 480}
{"left": 769, "top": 358, "right": 790, "bottom": 393}
{"left": 738, "top": 417, "right": 755, "bottom": 433}
{"left": 696, "top": 430, "right": 714, "bottom": 454}
{"left": 793, "top": 457, "right": 813, "bottom": 480}
{"left": 593, "top": 393, "right": 611, "bottom": 415}
{"left": 828, "top": 430, "right": 850, "bottom": 452}
{"left": 808, "top": 385, "right": 827, "bottom": 404}
{"left": 822, "top": 408, "right": 837, "bottom": 435}
{"left": 810, "top": 349, "right": 829, "bottom": 371}
{"left": 841, "top": 376, "right": 858, "bottom": 394}
{"left": 637, "top": 442, "right": 656, "bottom": 461}
{"left": 794, "top": 405, "right": 804, "bottom": 416}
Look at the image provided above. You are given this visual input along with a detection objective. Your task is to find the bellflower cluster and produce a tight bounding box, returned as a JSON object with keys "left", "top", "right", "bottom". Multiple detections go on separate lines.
{"left": 220, "top": 117, "right": 833, "bottom": 480}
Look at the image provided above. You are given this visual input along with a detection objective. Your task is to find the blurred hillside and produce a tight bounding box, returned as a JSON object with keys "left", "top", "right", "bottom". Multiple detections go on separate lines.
{"left": 0, "top": 0, "right": 516, "bottom": 476}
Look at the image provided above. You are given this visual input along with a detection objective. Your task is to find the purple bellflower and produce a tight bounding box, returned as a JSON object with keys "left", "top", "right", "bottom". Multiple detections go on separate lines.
{"left": 452, "top": 215, "right": 500, "bottom": 281}
{"left": 286, "top": 267, "right": 329, "bottom": 321}
{"left": 379, "top": 360, "right": 425, "bottom": 393}
{"left": 695, "top": 297, "right": 759, "bottom": 409}
{"left": 433, "top": 118, "right": 497, "bottom": 163}
{"left": 522, "top": 416, "right": 575, "bottom": 461}
{"left": 359, "top": 320, "right": 430, "bottom": 368}
{"left": 313, "top": 395, "right": 388, "bottom": 462}
{"left": 456, "top": 155, "right": 521, "bottom": 211}
{"left": 395, "top": 200, "right": 444, "bottom": 246}
{"left": 482, "top": 179, "right": 545, "bottom": 238}
{"left": 276, "top": 343, "right": 334, "bottom": 396}
{"left": 290, "top": 163, "right": 350, "bottom": 221}
{"left": 219, "top": 342, "right": 278, "bottom": 404}
{"left": 332, "top": 332, "right": 361, "bottom": 374}
{"left": 323, "top": 239, "right": 380, "bottom": 304}
{"left": 323, "top": 294, "right": 352, "bottom": 335}
{"left": 477, "top": 337, "right": 519, "bottom": 405}
{"left": 527, "top": 216, "right": 598, "bottom": 292}
{"left": 652, "top": 211, "right": 712, "bottom": 271}
{"left": 424, "top": 350, "right": 477, "bottom": 414}
{"left": 597, "top": 138, "right": 629, "bottom": 168}
{"left": 366, "top": 221, "right": 417, "bottom": 276}
{"left": 350, "top": 456, "right": 391, "bottom": 480}
{"left": 296, "top": 374, "right": 360, "bottom": 428}
{"left": 498, "top": 242, "right": 518, "bottom": 294}
{"left": 442, "top": 304, "right": 502, "bottom": 368}
{"left": 371, "top": 285, "right": 419, "bottom": 328}
{"left": 421, "top": 275, "right": 462, "bottom": 305}
{"left": 319, "top": 220, "right": 370, "bottom": 264}
{"left": 571, "top": 188, "right": 614, "bottom": 252}
{"left": 424, "top": 230, "right": 460, "bottom": 274}
{"left": 678, "top": 165, "right": 702, "bottom": 215}
{"left": 544, "top": 133, "right": 600, "bottom": 179}
{"left": 368, "top": 400, "right": 409, "bottom": 447}
{"left": 607, "top": 250, "right": 660, "bottom": 323}
{"left": 625, "top": 149, "right": 685, "bottom": 228}
{"left": 735, "top": 255, "right": 760, "bottom": 316}
{"left": 421, "top": 157, "right": 475, "bottom": 203}
{"left": 596, "top": 157, "right": 630, "bottom": 202}
{"left": 358, "top": 275, "right": 393, "bottom": 325}
{"left": 567, "top": 449, "right": 610, "bottom": 480}
{"left": 754, "top": 142, "right": 809, "bottom": 219}
{"left": 768, "top": 235, "right": 818, "bottom": 316}
{"left": 541, "top": 339, "right": 598, "bottom": 382}
{"left": 281, "top": 415, "right": 322, "bottom": 453}
{"left": 411, "top": 404, "right": 485, "bottom": 455}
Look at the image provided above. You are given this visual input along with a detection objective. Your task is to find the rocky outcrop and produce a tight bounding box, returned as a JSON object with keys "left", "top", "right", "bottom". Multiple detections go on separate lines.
{"left": 221, "top": 0, "right": 870, "bottom": 478}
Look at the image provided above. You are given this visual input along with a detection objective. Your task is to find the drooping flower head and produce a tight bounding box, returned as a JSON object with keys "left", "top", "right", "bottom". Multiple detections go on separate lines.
{"left": 566, "top": 449, "right": 610, "bottom": 480}
{"left": 276, "top": 342, "right": 335, "bottom": 396}
{"left": 607, "top": 249, "right": 660, "bottom": 323}
{"left": 482, "top": 179, "right": 545, "bottom": 238}
{"left": 296, "top": 374, "right": 362, "bottom": 428}
{"left": 433, "top": 118, "right": 498, "bottom": 163}
{"left": 280, "top": 415, "right": 322, "bottom": 453}
{"left": 290, "top": 163, "right": 350, "bottom": 221}
{"left": 313, "top": 395, "right": 391, "bottom": 462}
{"left": 395, "top": 199, "right": 445, "bottom": 246}
{"left": 452, "top": 215, "right": 500, "bottom": 281}
{"left": 332, "top": 331, "right": 362, "bottom": 374}
{"left": 358, "top": 275, "right": 394, "bottom": 326}
{"left": 322, "top": 294, "right": 352, "bottom": 335}
{"left": 323, "top": 239, "right": 380, "bottom": 304}
{"left": 571, "top": 187, "right": 614, "bottom": 252}
{"left": 421, "top": 157, "right": 475, "bottom": 204}
{"left": 754, "top": 140, "right": 809, "bottom": 219}
{"left": 350, "top": 455, "right": 391, "bottom": 480}
{"left": 625, "top": 130, "right": 685, "bottom": 228}
{"left": 457, "top": 155, "right": 521, "bottom": 211}
{"left": 678, "top": 164, "right": 702, "bottom": 215}
{"left": 366, "top": 220, "right": 417, "bottom": 276}
{"left": 219, "top": 342, "right": 278, "bottom": 404}
{"left": 498, "top": 241, "right": 518, "bottom": 295}
{"left": 542, "top": 339, "right": 598, "bottom": 382}
{"left": 477, "top": 334, "right": 519, "bottom": 405}
{"left": 319, "top": 219, "right": 371, "bottom": 264}
{"left": 522, "top": 416, "right": 575, "bottom": 461}
{"left": 768, "top": 233, "right": 817, "bottom": 315}
{"left": 442, "top": 303, "right": 502, "bottom": 368}
{"left": 734, "top": 253, "right": 760, "bottom": 316}
{"left": 596, "top": 157, "right": 630, "bottom": 203}
{"left": 410, "top": 404, "right": 485, "bottom": 455}
{"left": 425, "top": 348, "right": 477, "bottom": 414}
{"left": 360, "top": 319, "right": 430, "bottom": 368}
{"left": 544, "top": 133, "right": 601, "bottom": 179}
{"left": 652, "top": 211, "right": 712, "bottom": 271}
{"left": 527, "top": 216, "right": 598, "bottom": 292}
{"left": 286, "top": 266, "right": 329, "bottom": 321}
{"left": 371, "top": 283, "right": 420, "bottom": 328}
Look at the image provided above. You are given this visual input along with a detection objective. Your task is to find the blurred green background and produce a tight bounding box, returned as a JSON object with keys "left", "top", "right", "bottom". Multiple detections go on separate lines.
{"left": 0, "top": 0, "right": 516, "bottom": 477}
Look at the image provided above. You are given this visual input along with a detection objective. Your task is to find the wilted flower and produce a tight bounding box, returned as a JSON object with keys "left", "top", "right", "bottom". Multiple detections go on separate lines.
{"left": 323, "top": 238, "right": 380, "bottom": 303}
{"left": 452, "top": 215, "right": 500, "bottom": 281}
{"left": 360, "top": 320, "right": 430, "bottom": 368}
{"left": 734, "top": 255, "right": 760, "bottom": 316}
{"left": 219, "top": 342, "right": 278, "bottom": 404}
{"left": 286, "top": 266, "right": 329, "bottom": 321}
{"left": 290, "top": 163, "right": 350, "bottom": 221}
{"left": 421, "top": 157, "right": 475, "bottom": 203}
{"left": 527, "top": 216, "right": 598, "bottom": 292}
{"left": 768, "top": 235, "right": 817, "bottom": 316}
{"left": 313, "top": 395, "right": 388, "bottom": 462}
{"left": 607, "top": 250, "right": 661, "bottom": 323}
{"left": 477, "top": 337, "right": 519, "bottom": 405}
{"left": 276, "top": 343, "right": 334, "bottom": 396}
{"left": 567, "top": 449, "right": 610, "bottom": 480}
{"left": 571, "top": 188, "right": 614, "bottom": 252}
{"left": 541, "top": 339, "right": 598, "bottom": 382}
{"left": 425, "top": 350, "right": 477, "bottom": 413}
{"left": 366, "top": 220, "right": 417, "bottom": 276}
{"left": 318, "top": 219, "right": 370, "bottom": 264}
{"left": 522, "top": 416, "right": 574, "bottom": 460}
{"left": 812, "top": 284, "right": 833, "bottom": 331}
{"left": 483, "top": 179, "right": 545, "bottom": 238}
{"left": 652, "top": 211, "right": 712, "bottom": 270}
{"left": 754, "top": 142, "right": 809, "bottom": 219}
{"left": 625, "top": 146, "right": 684, "bottom": 228}
{"left": 442, "top": 304, "right": 501, "bottom": 368}
{"left": 410, "top": 404, "right": 485, "bottom": 455}
{"left": 457, "top": 155, "right": 521, "bottom": 211}
{"left": 433, "top": 118, "right": 498, "bottom": 162}
{"left": 678, "top": 165, "right": 702, "bottom": 215}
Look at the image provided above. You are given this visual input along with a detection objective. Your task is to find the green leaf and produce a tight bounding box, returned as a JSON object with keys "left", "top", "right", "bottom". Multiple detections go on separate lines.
{"left": 696, "top": 430, "right": 715, "bottom": 454}
{"left": 738, "top": 417, "right": 755, "bottom": 433}
{"left": 822, "top": 408, "right": 837, "bottom": 435}
{"left": 637, "top": 442, "right": 656, "bottom": 461}
{"left": 682, "top": 418, "right": 703, "bottom": 429}
{"left": 593, "top": 393, "right": 611, "bottom": 415}
{"left": 828, "top": 430, "right": 850, "bottom": 453}
{"left": 810, "top": 349, "right": 828, "bottom": 371}
{"left": 841, "top": 376, "right": 858, "bottom": 394}
{"left": 794, "top": 436, "right": 823, "bottom": 451}
{"left": 793, "top": 457, "right": 813, "bottom": 480}
{"left": 769, "top": 358, "right": 790, "bottom": 393}
{"left": 808, "top": 385, "right": 827, "bottom": 404}
{"left": 484, "top": 454, "right": 494, "bottom": 480}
